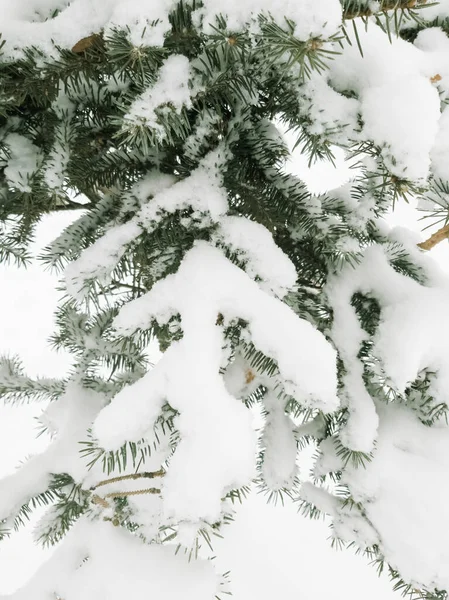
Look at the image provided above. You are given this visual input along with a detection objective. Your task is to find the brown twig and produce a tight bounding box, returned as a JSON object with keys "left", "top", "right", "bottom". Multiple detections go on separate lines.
{"left": 91, "top": 469, "right": 165, "bottom": 490}
{"left": 104, "top": 488, "right": 161, "bottom": 499}
{"left": 417, "top": 224, "right": 449, "bottom": 251}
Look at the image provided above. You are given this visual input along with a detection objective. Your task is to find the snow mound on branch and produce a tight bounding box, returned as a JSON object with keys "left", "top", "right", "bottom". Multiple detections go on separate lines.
{"left": 431, "top": 106, "right": 449, "bottom": 180}
{"left": 0, "top": 383, "right": 105, "bottom": 523}
{"left": 343, "top": 402, "right": 449, "bottom": 593}
{"left": 6, "top": 518, "right": 217, "bottom": 600}
{"left": 299, "top": 73, "right": 360, "bottom": 148}
{"left": 260, "top": 389, "right": 298, "bottom": 491}
{"left": 212, "top": 216, "right": 297, "bottom": 297}
{"left": 328, "top": 24, "right": 440, "bottom": 183}
{"left": 327, "top": 244, "right": 449, "bottom": 451}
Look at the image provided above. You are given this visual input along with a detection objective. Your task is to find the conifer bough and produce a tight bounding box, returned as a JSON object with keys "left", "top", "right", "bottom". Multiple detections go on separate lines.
{"left": 2, "top": 1, "right": 449, "bottom": 599}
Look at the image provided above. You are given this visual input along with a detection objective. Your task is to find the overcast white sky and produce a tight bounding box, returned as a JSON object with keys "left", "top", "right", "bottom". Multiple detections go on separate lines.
{"left": 0, "top": 148, "right": 444, "bottom": 598}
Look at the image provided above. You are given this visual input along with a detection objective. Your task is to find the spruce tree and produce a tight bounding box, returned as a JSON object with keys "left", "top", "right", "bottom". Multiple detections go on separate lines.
{"left": 1, "top": 0, "right": 449, "bottom": 598}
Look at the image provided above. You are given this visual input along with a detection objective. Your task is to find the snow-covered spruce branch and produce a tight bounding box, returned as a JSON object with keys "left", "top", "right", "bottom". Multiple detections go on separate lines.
{"left": 2, "top": 0, "right": 449, "bottom": 598}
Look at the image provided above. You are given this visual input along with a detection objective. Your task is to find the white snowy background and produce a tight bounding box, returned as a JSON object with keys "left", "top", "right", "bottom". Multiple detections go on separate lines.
{"left": 0, "top": 147, "right": 447, "bottom": 599}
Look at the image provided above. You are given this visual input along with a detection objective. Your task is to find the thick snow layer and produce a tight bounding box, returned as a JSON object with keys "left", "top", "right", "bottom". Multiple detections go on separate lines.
{"left": 0, "top": 383, "right": 105, "bottom": 524}
{"left": 328, "top": 24, "right": 441, "bottom": 182}
{"left": 282, "top": 20, "right": 449, "bottom": 185}
{"left": 343, "top": 402, "right": 449, "bottom": 592}
{"left": 414, "top": 25, "right": 449, "bottom": 107}
{"left": 361, "top": 78, "right": 439, "bottom": 181}
{"left": 2, "top": 518, "right": 217, "bottom": 600}
{"left": 43, "top": 136, "right": 70, "bottom": 192}
{"left": 431, "top": 106, "right": 449, "bottom": 181}
{"left": 327, "top": 244, "right": 449, "bottom": 451}
{"left": 260, "top": 389, "right": 298, "bottom": 491}
{"left": 223, "top": 351, "right": 261, "bottom": 399}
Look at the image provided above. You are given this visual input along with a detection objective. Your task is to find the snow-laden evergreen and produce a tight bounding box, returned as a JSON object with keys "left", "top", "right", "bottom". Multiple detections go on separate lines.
{"left": 2, "top": 1, "right": 449, "bottom": 598}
